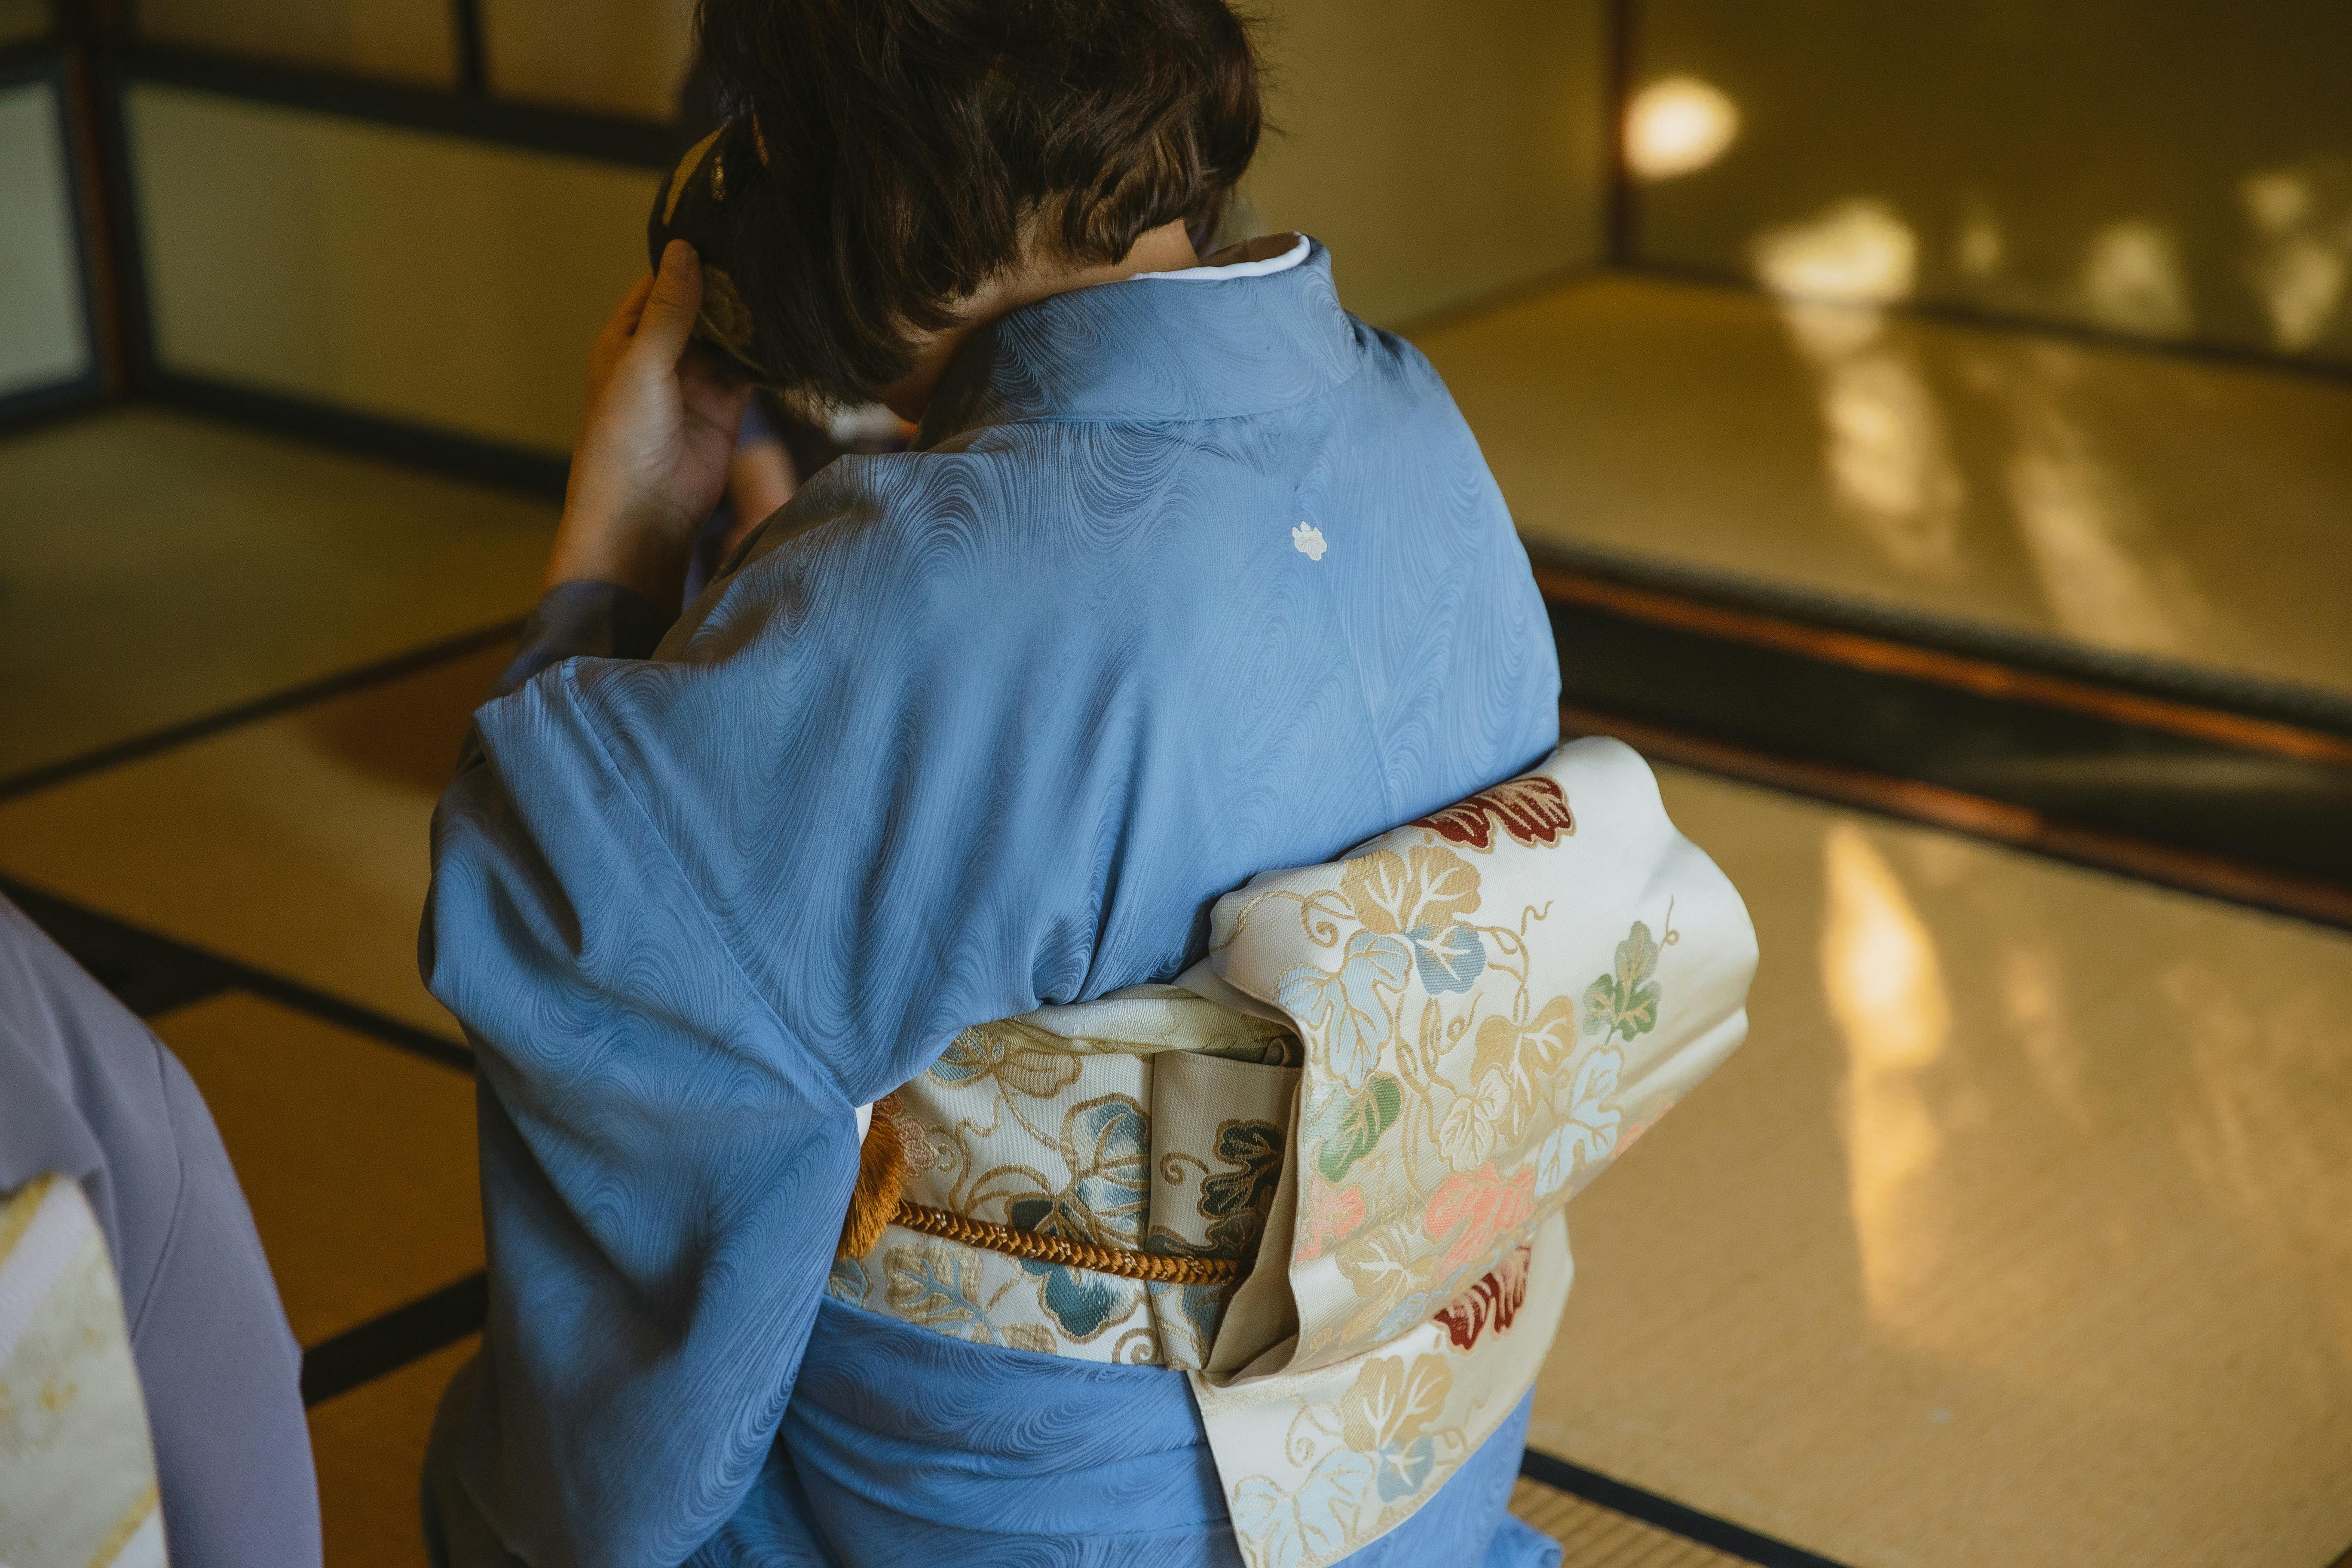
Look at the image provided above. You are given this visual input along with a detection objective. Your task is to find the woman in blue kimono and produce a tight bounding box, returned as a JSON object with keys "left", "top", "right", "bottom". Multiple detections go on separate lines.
{"left": 421, "top": 1, "right": 1562, "bottom": 1562}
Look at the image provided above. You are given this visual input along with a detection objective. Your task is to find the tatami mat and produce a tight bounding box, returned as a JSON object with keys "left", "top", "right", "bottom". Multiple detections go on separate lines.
{"left": 0, "top": 407, "right": 551, "bottom": 781}
{"left": 1508, "top": 1481, "right": 1742, "bottom": 1567}
{"left": 1414, "top": 275, "right": 2352, "bottom": 704}
{"left": 0, "top": 644, "right": 508, "bottom": 1036}
{"left": 8, "top": 395, "right": 2345, "bottom": 1567}
{"left": 299, "top": 1343, "right": 1717, "bottom": 1568}
{"left": 1531, "top": 763, "right": 2352, "bottom": 1568}
{"left": 151, "top": 991, "right": 480, "bottom": 1345}
{"left": 309, "top": 1336, "right": 477, "bottom": 1568}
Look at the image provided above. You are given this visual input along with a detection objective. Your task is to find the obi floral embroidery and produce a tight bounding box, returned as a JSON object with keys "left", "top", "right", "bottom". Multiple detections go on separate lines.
{"left": 1407, "top": 773, "right": 1574, "bottom": 851}
{"left": 1182, "top": 738, "right": 1757, "bottom": 1568}
{"left": 0, "top": 1175, "right": 167, "bottom": 1568}
{"left": 835, "top": 995, "right": 1300, "bottom": 1366}
{"left": 837, "top": 739, "right": 1757, "bottom": 1568}
{"left": 1432, "top": 1246, "right": 1529, "bottom": 1352}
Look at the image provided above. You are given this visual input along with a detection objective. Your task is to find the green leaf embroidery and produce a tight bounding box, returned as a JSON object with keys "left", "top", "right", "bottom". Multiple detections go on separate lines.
{"left": 1200, "top": 1120, "right": 1286, "bottom": 1224}
{"left": 1313, "top": 1073, "right": 1403, "bottom": 1182}
{"left": 1583, "top": 921, "right": 1663, "bottom": 1043}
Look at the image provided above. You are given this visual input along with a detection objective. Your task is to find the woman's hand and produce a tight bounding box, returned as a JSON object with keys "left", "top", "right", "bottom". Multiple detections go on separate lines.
{"left": 545, "top": 239, "right": 752, "bottom": 606}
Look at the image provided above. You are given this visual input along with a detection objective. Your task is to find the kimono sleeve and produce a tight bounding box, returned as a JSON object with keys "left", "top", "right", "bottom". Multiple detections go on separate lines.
{"left": 416, "top": 483, "right": 1120, "bottom": 1567}
{"left": 422, "top": 663, "right": 864, "bottom": 1568}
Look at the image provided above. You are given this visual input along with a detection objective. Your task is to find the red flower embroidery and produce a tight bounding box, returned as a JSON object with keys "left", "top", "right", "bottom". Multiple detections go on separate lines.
{"left": 1298, "top": 1179, "right": 1368, "bottom": 1262}
{"left": 1432, "top": 1245, "right": 1531, "bottom": 1351}
{"left": 1421, "top": 1163, "right": 1534, "bottom": 1277}
{"left": 1410, "top": 776, "right": 1573, "bottom": 852}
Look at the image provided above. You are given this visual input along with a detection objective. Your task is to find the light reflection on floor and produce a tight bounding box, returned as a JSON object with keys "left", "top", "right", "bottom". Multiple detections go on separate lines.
{"left": 0, "top": 394, "right": 2344, "bottom": 1563}
{"left": 1819, "top": 818, "right": 1954, "bottom": 1340}
{"left": 1537, "top": 767, "right": 2352, "bottom": 1568}
{"left": 1414, "top": 273, "right": 2352, "bottom": 702}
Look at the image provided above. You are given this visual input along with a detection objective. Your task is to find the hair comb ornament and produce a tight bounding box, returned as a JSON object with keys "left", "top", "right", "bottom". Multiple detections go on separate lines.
{"left": 647, "top": 115, "right": 780, "bottom": 384}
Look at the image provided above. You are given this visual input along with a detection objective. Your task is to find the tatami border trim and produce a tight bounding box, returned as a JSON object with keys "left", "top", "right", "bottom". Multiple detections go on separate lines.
{"left": 1537, "top": 566, "right": 2352, "bottom": 769}
{"left": 0, "top": 616, "right": 527, "bottom": 804}
{"left": 1517, "top": 1448, "right": 1855, "bottom": 1568}
{"left": 0, "top": 879, "right": 474, "bottom": 1073}
{"left": 1563, "top": 702, "right": 2352, "bottom": 934}
{"left": 301, "top": 1271, "right": 487, "bottom": 1407}
{"left": 1527, "top": 542, "right": 2352, "bottom": 739}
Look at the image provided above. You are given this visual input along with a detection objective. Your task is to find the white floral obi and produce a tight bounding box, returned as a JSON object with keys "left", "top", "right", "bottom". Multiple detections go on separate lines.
{"left": 830, "top": 737, "right": 1758, "bottom": 1568}
{"left": 0, "top": 1174, "right": 169, "bottom": 1568}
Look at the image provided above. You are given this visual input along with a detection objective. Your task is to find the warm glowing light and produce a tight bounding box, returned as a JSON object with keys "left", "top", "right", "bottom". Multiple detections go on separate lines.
{"left": 1822, "top": 824, "right": 1949, "bottom": 1075}
{"left": 1821, "top": 822, "right": 1951, "bottom": 1337}
{"left": 1957, "top": 204, "right": 2004, "bottom": 281}
{"left": 2242, "top": 166, "right": 2352, "bottom": 351}
{"left": 2242, "top": 170, "right": 2313, "bottom": 236}
{"left": 1752, "top": 199, "right": 1917, "bottom": 307}
{"left": 1818, "top": 355, "right": 1965, "bottom": 573}
{"left": 2082, "top": 220, "right": 2193, "bottom": 338}
{"left": 1754, "top": 201, "right": 1960, "bottom": 578}
{"left": 2252, "top": 239, "right": 2347, "bottom": 350}
{"left": 1624, "top": 76, "right": 1740, "bottom": 181}
{"left": 2004, "top": 406, "right": 2193, "bottom": 656}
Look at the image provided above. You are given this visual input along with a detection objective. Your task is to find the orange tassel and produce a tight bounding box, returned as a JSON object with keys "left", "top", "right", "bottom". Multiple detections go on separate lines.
{"left": 836, "top": 1094, "right": 908, "bottom": 1261}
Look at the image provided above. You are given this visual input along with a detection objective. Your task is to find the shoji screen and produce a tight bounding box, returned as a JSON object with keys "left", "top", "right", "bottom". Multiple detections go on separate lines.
{"left": 0, "top": 66, "right": 94, "bottom": 413}
{"left": 0, "top": 0, "right": 52, "bottom": 46}
{"left": 135, "top": 0, "right": 456, "bottom": 87}
{"left": 126, "top": 83, "right": 650, "bottom": 454}
{"left": 481, "top": 0, "right": 696, "bottom": 119}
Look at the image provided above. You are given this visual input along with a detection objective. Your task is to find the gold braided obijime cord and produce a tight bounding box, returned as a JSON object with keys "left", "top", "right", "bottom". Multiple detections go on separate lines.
{"left": 890, "top": 1201, "right": 1243, "bottom": 1286}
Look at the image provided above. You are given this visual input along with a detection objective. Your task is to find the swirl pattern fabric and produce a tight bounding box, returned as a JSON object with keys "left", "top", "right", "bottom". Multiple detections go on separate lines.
{"left": 1180, "top": 738, "right": 1758, "bottom": 1567}
{"left": 696, "top": 1298, "right": 1561, "bottom": 1568}
{"left": 420, "top": 242, "right": 1561, "bottom": 1564}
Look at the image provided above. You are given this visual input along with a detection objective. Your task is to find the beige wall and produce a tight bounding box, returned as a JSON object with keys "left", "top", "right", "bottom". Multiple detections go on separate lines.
{"left": 137, "top": 0, "right": 454, "bottom": 87}
{"left": 0, "top": 80, "right": 90, "bottom": 399}
{"left": 108, "top": 0, "right": 1614, "bottom": 450}
{"left": 129, "top": 85, "right": 652, "bottom": 453}
{"left": 481, "top": 0, "right": 1617, "bottom": 320}
{"left": 472, "top": 0, "right": 1618, "bottom": 317}
{"left": 482, "top": 0, "right": 695, "bottom": 121}
{"left": 1631, "top": 0, "right": 2352, "bottom": 365}
{"left": 0, "top": 0, "right": 50, "bottom": 45}
{"left": 1243, "top": 0, "right": 1610, "bottom": 327}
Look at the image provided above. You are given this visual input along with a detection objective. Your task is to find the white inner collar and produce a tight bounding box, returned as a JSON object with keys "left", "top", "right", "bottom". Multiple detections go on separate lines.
{"left": 1126, "top": 232, "right": 1310, "bottom": 283}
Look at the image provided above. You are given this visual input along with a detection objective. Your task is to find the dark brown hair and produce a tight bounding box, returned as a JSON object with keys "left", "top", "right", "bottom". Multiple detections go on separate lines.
{"left": 695, "top": 0, "right": 1263, "bottom": 404}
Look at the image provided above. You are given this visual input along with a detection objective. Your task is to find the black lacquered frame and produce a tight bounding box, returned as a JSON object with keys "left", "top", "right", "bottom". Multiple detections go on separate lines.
{"left": 7, "top": 0, "right": 680, "bottom": 490}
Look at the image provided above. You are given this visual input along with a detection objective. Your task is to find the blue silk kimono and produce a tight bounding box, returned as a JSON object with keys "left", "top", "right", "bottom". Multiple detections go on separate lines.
{"left": 420, "top": 241, "right": 1563, "bottom": 1566}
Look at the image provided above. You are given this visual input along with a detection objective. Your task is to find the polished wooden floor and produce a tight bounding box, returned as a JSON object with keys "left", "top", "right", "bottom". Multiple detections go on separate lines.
{"left": 3, "top": 328, "right": 2348, "bottom": 1565}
